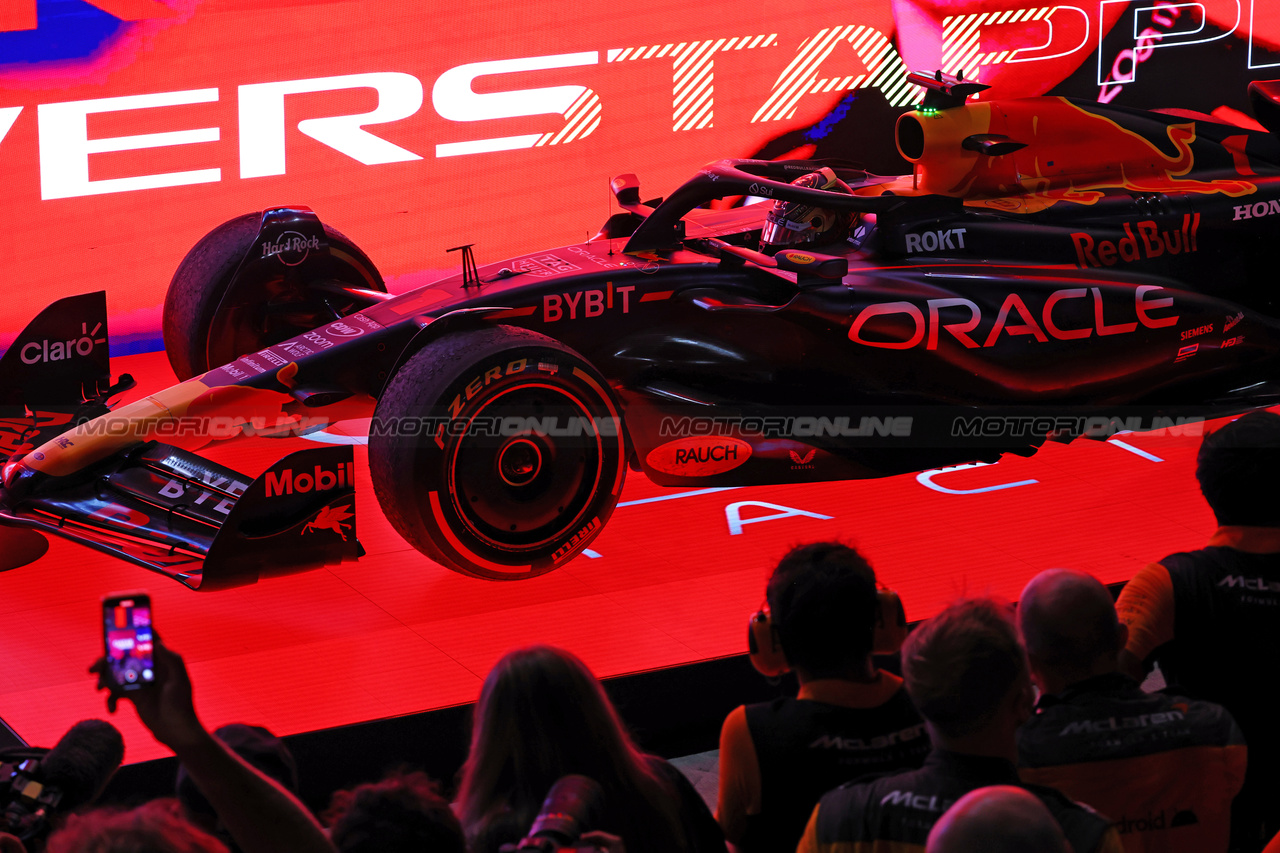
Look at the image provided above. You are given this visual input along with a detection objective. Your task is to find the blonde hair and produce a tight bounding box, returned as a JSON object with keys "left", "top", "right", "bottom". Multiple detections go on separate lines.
{"left": 902, "top": 598, "right": 1027, "bottom": 738}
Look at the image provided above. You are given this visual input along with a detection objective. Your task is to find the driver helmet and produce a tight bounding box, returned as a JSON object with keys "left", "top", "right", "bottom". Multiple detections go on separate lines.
{"left": 759, "top": 167, "right": 856, "bottom": 253}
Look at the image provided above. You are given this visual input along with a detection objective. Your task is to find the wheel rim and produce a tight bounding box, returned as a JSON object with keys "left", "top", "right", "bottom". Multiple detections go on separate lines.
{"left": 497, "top": 438, "right": 544, "bottom": 487}
{"left": 446, "top": 382, "right": 608, "bottom": 552}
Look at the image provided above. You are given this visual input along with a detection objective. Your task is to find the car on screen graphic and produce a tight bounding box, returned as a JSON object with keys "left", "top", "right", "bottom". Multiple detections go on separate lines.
{"left": 3, "top": 70, "right": 1280, "bottom": 587}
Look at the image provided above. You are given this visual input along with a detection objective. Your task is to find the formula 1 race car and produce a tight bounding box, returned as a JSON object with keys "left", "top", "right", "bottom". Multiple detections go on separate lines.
{"left": 4, "top": 70, "right": 1280, "bottom": 587}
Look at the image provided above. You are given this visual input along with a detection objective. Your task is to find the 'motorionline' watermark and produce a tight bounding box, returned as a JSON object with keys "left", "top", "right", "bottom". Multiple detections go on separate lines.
{"left": 951, "top": 415, "right": 1205, "bottom": 439}
{"left": 20, "top": 409, "right": 1213, "bottom": 446}
{"left": 62, "top": 414, "right": 622, "bottom": 440}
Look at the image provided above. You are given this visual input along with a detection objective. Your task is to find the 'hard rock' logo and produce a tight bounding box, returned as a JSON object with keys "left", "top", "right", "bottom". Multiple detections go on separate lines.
{"left": 261, "top": 232, "right": 321, "bottom": 266}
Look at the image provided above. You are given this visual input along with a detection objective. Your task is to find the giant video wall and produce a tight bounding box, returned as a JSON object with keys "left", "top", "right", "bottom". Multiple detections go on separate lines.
{"left": 2, "top": 0, "right": 1278, "bottom": 355}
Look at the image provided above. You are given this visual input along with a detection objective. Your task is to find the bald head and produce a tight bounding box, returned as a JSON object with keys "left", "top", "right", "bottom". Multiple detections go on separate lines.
{"left": 1019, "top": 569, "right": 1123, "bottom": 686}
{"left": 926, "top": 785, "right": 1070, "bottom": 853}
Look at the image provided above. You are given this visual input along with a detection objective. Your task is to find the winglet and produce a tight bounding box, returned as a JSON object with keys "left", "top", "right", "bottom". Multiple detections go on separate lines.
{"left": 199, "top": 446, "right": 363, "bottom": 590}
{"left": 0, "top": 291, "right": 110, "bottom": 410}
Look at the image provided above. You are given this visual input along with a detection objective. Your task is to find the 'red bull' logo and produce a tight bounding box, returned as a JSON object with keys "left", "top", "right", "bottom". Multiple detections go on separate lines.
{"left": 265, "top": 462, "right": 356, "bottom": 497}
{"left": 1071, "top": 213, "right": 1200, "bottom": 269}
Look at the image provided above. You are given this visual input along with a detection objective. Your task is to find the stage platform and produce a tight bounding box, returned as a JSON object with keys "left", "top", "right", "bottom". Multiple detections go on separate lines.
{"left": 0, "top": 350, "right": 1229, "bottom": 765}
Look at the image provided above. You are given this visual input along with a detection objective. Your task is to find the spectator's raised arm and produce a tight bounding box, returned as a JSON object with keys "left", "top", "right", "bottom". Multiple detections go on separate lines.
{"left": 93, "top": 641, "right": 336, "bottom": 853}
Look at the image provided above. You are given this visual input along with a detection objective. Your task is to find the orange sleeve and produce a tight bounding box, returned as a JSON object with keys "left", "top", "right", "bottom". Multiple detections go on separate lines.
{"left": 1225, "top": 741, "right": 1249, "bottom": 801}
{"left": 1096, "top": 826, "right": 1126, "bottom": 853}
{"left": 1115, "top": 562, "right": 1176, "bottom": 666}
{"left": 795, "top": 803, "right": 822, "bottom": 853}
{"left": 716, "top": 705, "right": 761, "bottom": 845}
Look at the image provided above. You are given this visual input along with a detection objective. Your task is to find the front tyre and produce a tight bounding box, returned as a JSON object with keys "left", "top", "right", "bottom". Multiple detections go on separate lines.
{"left": 163, "top": 212, "right": 385, "bottom": 380}
{"left": 368, "top": 326, "right": 626, "bottom": 580}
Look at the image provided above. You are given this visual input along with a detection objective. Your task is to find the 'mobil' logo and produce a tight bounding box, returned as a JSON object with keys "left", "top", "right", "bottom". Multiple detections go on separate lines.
{"left": 265, "top": 462, "right": 356, "bottom": 497}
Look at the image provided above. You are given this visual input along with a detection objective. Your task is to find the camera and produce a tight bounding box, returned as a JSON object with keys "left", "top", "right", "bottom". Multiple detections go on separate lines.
{"left": 501, "top": 774, "right": 604, "bottom": 853}
{"left": 0, "top": 720, "right": 125, "bottom": 850}
{"left": 1, "top": 746, "right": 61, "bottom": 846}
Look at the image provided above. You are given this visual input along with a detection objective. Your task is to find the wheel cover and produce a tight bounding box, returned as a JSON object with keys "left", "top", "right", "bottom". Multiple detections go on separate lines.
{"left": 446, "top": 382, "right": 607, "bottom": 553}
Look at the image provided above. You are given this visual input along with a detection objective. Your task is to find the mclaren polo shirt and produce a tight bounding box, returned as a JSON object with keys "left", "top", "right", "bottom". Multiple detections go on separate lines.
{"left": 716, "top": 675, "right": 929, "bottom": 853}
{"left": 796, "top": 748, "right": 1122, "bottom": 853}
{"left": 1018, "top": 672, "right": 1246, "bottom": 853}
{"left": 1116, "top": 525, "right": 1280, "bottom": 845}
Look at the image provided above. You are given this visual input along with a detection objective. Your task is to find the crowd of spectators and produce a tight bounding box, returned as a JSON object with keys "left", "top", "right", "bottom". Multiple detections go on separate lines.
{"left": 1, "top": 410, "right": 1276, "bottom": 853}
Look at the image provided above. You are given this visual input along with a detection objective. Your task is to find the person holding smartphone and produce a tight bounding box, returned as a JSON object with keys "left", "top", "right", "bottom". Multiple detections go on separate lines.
{"left": 91, "top": 596, "right": 337, "bottom": 853}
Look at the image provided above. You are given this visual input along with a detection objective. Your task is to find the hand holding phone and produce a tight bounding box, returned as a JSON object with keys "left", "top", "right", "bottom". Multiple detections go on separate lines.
{"left": 101, "top": 591, "right": 154, "bottom": 691}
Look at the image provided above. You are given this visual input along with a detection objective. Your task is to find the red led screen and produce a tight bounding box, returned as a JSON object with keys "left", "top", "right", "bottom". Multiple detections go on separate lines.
{"left": 3, "top": 0, "right": 1279, "bottom": 353}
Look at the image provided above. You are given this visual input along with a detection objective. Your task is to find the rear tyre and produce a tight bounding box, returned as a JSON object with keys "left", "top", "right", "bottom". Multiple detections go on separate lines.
{"left": 163, "top": 213, "right": 384, "bottom": 380}
{"left": 369, "top": 326, "right": 626, "bottom": 580}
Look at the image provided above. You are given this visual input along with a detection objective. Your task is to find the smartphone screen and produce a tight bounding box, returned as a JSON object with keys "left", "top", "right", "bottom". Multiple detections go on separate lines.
{"left": 103, "top": 592, "right": 154, "bottom": 691}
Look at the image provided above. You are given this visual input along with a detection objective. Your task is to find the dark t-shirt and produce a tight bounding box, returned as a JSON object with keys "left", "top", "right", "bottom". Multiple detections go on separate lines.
{"left": 799, "top": 749, "right": 1116, "bottom": 853}
{"left": 466, "top": 756, "right": 726, "bottom": 853}
{"left": 1156, "top": 547, "right": 1280, "bottom": 769}
{"left": 741, "top": 687, "right": 929, "bottom": 852}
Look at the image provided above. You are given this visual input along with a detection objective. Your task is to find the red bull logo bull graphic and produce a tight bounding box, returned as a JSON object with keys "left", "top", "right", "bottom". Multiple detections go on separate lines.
{"left": 899, "top": 99, "right": 1258, "bottom": 214}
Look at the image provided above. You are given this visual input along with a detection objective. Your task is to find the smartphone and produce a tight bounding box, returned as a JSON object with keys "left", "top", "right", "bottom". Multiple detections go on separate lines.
{"left": 102, "top": 591, "right": 154, "bottom": 691}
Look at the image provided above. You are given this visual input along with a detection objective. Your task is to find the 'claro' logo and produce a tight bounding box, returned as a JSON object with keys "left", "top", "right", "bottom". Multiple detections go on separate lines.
{"left": 20, "top": 322, "right": 107, "bottom": 364}
{"left": 646, "top": 436, "right": 752, "bottom": 477}
{"left": 848, "top": 285, "right": 1177, "bottom": 350}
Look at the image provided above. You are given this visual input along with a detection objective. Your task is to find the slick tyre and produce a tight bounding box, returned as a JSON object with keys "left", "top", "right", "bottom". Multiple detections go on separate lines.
{"left": 163, "top": 213, "right": 384, "bottom": 380}
{"left": 369, "top": 327, "right": 626, "bottom": 580}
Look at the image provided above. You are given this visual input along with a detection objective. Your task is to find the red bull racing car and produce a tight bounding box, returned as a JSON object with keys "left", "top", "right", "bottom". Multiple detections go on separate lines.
{"left": 4, "top": 71, "right": 1280, "bottom": 587}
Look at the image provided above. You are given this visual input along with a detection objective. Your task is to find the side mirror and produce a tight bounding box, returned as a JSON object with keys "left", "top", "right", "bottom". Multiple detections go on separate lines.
{"left": 774, "top": 249, "right": 848, "bottom": 280}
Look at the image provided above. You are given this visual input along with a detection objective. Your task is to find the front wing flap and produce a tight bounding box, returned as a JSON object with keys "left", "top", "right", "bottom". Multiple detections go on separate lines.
{"left": 0, "top": 444, "right": 362, "bottom": 590}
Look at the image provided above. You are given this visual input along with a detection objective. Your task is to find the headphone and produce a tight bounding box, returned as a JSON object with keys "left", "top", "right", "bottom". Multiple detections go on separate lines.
{"left": 748, "top": 588, "right": 908, "bottom": 677}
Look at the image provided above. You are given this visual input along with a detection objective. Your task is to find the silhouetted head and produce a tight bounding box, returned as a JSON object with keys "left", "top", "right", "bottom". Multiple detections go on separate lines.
{"left": 1196, "top": 411, "right": 1280, "bottom": 527}
{"left": 325, "top": 769, "right": 464, "bottom": 853}
{"left": 767, "top": 541, "right": 879, "bottom": 678}
{"left": 456, "top": 645, "right": 683, "bottom": 853}
{"left": 46, "top": 799, "right": 228, "bottom": 853}
{"left": 902, "top": 597, "right": 1030, "bottom": 739}
{"left": 926, "top": 785, "right": 1069, "bottom": 853}
{"left": 1019, "top": 569, "right": 1124, "bottom": 691}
